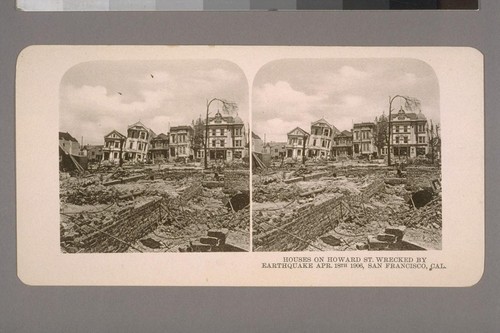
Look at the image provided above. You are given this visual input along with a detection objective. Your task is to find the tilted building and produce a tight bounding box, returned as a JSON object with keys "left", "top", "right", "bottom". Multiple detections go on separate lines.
{"left": 123, "top": 121, "right": 155, "bottom": 163}
{"left": 59, "top": 132, "right": 80, "bottom": 155}
{"left": 307, "top": 118, "right": 339, "bottom": 159}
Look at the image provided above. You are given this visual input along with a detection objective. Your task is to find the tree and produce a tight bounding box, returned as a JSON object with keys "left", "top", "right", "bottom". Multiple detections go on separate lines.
{"left": 191, "top": 117, "right": 205, "bottom": 160}
{"left": 427, "top": 120, "right": 441, "bottom": 164}
{"left": 374, "top": 114, "right": 389, "bottom": 157}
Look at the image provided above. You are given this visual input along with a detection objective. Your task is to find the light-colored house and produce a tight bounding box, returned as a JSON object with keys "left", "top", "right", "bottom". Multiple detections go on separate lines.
{"left": 102, "top": 130, "right": 126, "bottom": 163}
{"left": 285, "top": 127, "right": 309, "bottom": 160}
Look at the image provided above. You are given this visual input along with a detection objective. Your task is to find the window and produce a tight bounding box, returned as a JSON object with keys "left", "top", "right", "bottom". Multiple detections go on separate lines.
{"left": 324, "top": 129, "right": 329, "bottom": 136}
{"left": 322, "top": 140, "right": 326, "bottom": 148}
{"left": 403, "top": 137, "right": 408, "bottom": 144}
{"left": 395, "top": 126, "right": 399, "bottom": 133}
{"left": 212, "top": 129, "right": 216, "bottom": 136}
{"left": 140, "top": 132, "right": 145, "bottom": 139}
{"left": 221, "top": 129, "right": 225, "bottom": 136}
{"left": 113, "top": 152, "right": 118, "bottom": 159}
{"left": 404, "top": 126, "right": 408, "bottom": 132}
{"left": 275, "top": 148, "right": 278, "bottom": 153}
{"left": 220, "top": 140, "right": 225, "bottom": 147}
{"left": 298, "top": 139, "right": 302, "bottom": 146}
{"left": 235, "top": 140, "right": 242, "bottom": 147}
{"left": 129, "top": 142, "right": 133, "bottom": 149}
{"left": 212, "top": 140, "right": 216, "bottom": 147}
{"left": 313, "top": 139, "right": 316, "bottom": 146}
{"left": 395, "top": 137, "right": 400, "bottom": 144}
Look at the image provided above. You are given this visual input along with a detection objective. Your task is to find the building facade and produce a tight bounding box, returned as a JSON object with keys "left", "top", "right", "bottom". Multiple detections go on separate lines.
{"left": 264, "top": 141, "right": 287, "bottom": 160}
{"left": 307, "top": 118, "right": 338, "bottom": 159}
{"left": 149, "top": 133, "right": 169, "bottom": 163}
{"left": 82, "top": 145, "right": 104, "bottom": 163}
{"left": 102, "top": 130, "right": 126, "bottom": 163}
{"left": 385, "top": 107, "right": 429, "bottom": 158}
{"left": 252, "top": 132, "right": 264, "bottom": 153}
{"left": 124, "top": 121, "right": 155, "bottom": 163}
{"left": 59, "top": 132, "right": 80, "bottom": 155}
{"left": 352, "top": 122, "right": 376, "bottom": 158}
{"left": 286, "top": 127, "right": 309, "bottom": 160}
{"left": 204, "top": 110, "right": 246, "bottom": 162}
{"left": 169, "top": 126, "right": 193, "bottom": 162}
{"left": 332, "top": 130, "right": 353, "bottom": 158}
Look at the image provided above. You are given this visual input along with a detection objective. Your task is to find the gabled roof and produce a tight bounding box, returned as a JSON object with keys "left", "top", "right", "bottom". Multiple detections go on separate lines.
{"left": 340, "top": 130, "right": 353, "bottom": 137}
{"left": 208, "top": 114, "right": 244, "bottom": 125}
{"left": 287, "top": 127, "right": 309, "bottom": 137}
{"left": 59, "top": 132, "right": 78, "bottom": 142}
{"left": 311, "top": 118, "right": 332, "bottom": 128}
{"left": 252, "top": 132, "right": 262, "bottom": 140}
{"left": 104, "top": 129, "right": 126, "bottom": 139}
{"left": 128, "top": 121, "right": 148, "bottom": 130}
{"left": 152, "top": 133, "right": 169, "bottom": 140}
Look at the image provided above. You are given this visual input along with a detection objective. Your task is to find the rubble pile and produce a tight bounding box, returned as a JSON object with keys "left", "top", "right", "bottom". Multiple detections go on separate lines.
{"left": 253, "top": 161, "right": 442, "bottom": 252}
{"left": 253, "top": 182, "right": 301, "bottom": 203}
{"left": 402, "top": 196, "right": 442, "bottom": 229}
{"left": 60, "top": 164, "right": 250, "bottom": 253}
{"left": 62, "top": 184, "right": 119, "bottom": 205}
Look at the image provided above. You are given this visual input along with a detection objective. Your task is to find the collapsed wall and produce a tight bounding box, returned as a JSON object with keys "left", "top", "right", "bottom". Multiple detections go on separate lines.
{"left": 254, "top": 195, "right": 344, "bottom": 251}
{"left": 253, "top": 180, "right": 385, "bottom": 252}
{"left": 67, "top": 198, "right": 164, "bottom": 253}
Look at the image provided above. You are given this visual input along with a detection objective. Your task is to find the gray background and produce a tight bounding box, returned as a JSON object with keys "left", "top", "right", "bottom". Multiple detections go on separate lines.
{"left": 1, "top": 1, "right": 498, "bottom": 332}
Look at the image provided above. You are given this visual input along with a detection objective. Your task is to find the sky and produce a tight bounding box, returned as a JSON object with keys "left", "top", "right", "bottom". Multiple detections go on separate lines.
{"left": 252, "top": 58, "right": 440, "bottom": 142}
{"left": 60, "top": 60, "right": 249, "bottom": 145}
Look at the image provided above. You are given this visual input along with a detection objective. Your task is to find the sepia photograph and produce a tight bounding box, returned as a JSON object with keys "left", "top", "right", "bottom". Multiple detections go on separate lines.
{"left": 16, "top": 46, "right": 483, "bottom": 286}
{"left": 252, "top": 58, "right": 442, "bottom": 252}
{"left": 58, "top": 59, "right": 250, "bottom": 253}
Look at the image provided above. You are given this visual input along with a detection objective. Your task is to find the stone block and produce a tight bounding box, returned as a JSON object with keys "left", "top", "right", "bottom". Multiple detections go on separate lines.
{"left": 190, "top": 241, "right": 212, "bottom": 252}
{"left": 208, "top": 228, "right": 229, "bottom": 245}
{"left": 384, "top": 226, "right": 406, "bottom": 241}
{"left": 367, "top": 235, "right": 391, "bottom": 250}
{"left": 376, "top": 233, "right": 397, "bottom": 243}
{"left": 200, "top": 236, "right": 220, "bottom": 246}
